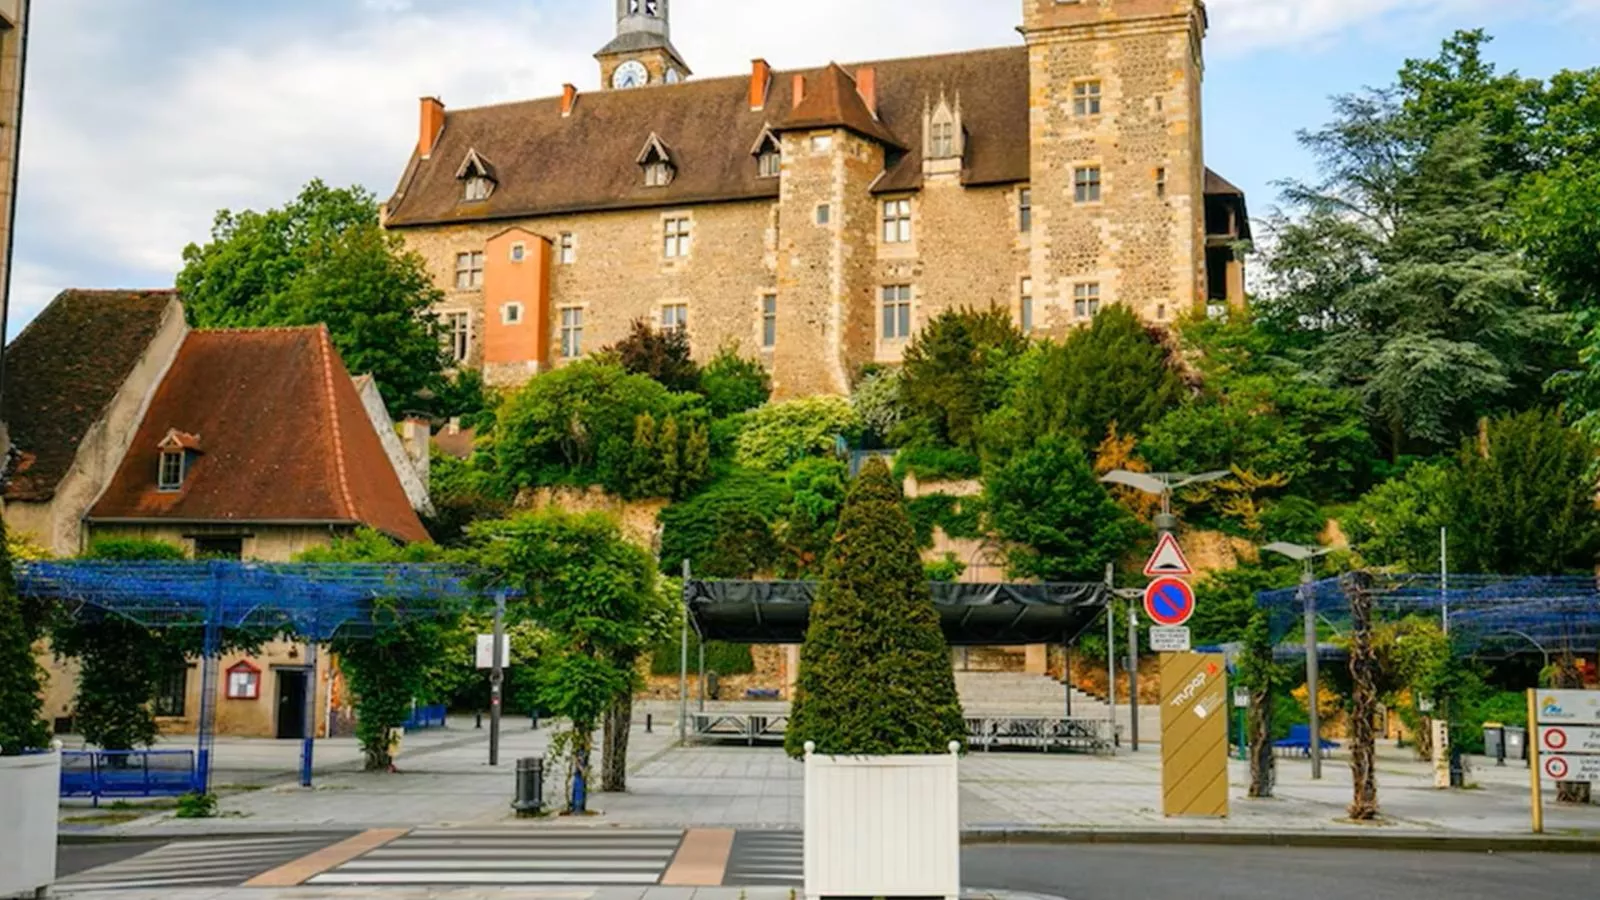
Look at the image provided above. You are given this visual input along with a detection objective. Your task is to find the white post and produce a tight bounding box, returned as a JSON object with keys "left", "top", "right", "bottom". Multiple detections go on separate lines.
{"left": 1105, "top": 563, "right": 1117, "bottom": 742}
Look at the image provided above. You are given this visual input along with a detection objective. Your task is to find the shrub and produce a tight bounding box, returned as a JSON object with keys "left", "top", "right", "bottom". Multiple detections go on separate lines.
{"left": 851, "top": 366, "right": 909, "bottom": 448}
{"left": 778, "top": 458, "right": 850, "bottom": 577}
{"left": 905, "top": 494, "right": 984, "bottom": 548}
{"left": 606, "top": 318, "right": 701, "bottom": 393}
{"left": 984, "top": 436, "right": 1142, "bottom": 582}
{"left": 174, "top": 792, "right": 219, "bottom": 819}
{"left": 700, "top": 346, "right": 771, "bottom": 418}
{"left": 658, "top": 470, "right": 790, "bottom": 577}
{"left": 0, "top": 519, "right": 48, "bottom": 755}
{"left": 898, "top": 308, "right": 1026, "bottom": 454}
{"left": 891, "top": 446, "right": 982, "bottom": 483}
{"left": 734, "top": 396, "right": 860, "bottom": 471}
{"left": 649, "top": 635, "right": 755, "bottom": 676}
{"left": 786, "top": 460, "right": 965, "bottom": 757}
{"left": 924, "top": 553, "right": 968, "bottom": 583}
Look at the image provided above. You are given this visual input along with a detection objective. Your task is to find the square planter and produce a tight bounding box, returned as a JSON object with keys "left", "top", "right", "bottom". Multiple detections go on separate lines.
{"left": 803, "top": 740, "right": 960, "bottom": 900}
{"left": 0, "top": 750, "right": 60, "bottom": 899}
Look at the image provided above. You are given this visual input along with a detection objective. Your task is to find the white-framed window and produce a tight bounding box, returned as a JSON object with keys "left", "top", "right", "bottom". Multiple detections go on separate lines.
{"left": 645, "top": 161, "right": 674, "bottom": 187}
{"left": 1156, "top": 167, "right": 1168, "bottom": 199}
{"left": 560, "top": 306, "right": 584, "bottom": 358}
{"left": 510, "top": 242, "right": 526, "bottom": 263}
{"left": 1074, "top": 167, "right": 1102, "bottom": 204}
{"left": 930, "top": 120, "right": 956, "bottom": 158}
{"left": 661, "top": 303, "right": 688, "bottom": 333}
{"left": 454, "top": 251, "right": 484, "bottom": 289}
{"left": 158, "top": 451, "right": 185, "bottom": 492}
{"left": 1073, "top": 81, "right": 1102, "bottom": 117}
{"left": 758, "top": 149, "right": 781, "bottom": 177}
{"left": 502, "top": 302, "right": 524, "bottom": 325}
{"left": 463, "top": 176, "right": 493, "bottom": 202}
{"left": 1019, "top": 187, "right": 1032, "bottom": 233}
{"left": 811, "top": 133, "right": 834, "bottom": 153}
{"left": 1020, "top": 277, "right": 1034, "bottom": 333}
{"left": 816, "top": 204, "right": 831, "bottom": 225}
{"left": 1074, "top": 283, "right": 1101, "bottom": 319}
{"left": 558, "top": 232, "right": 576, "bottom": 264}
{"left": 443, "top": 311, "right": 471, "bottom": 363}
{"left": 882, "top": 285, "right": 912, "bottom": 340}
{"left": 663, "top": 217, "right": 692, "bottom": 258}
{"left": 882, "top": 198, "right": 912, "bottom": 243}
{"left": 762, "top": 294, "right": 778, "bottom": 348}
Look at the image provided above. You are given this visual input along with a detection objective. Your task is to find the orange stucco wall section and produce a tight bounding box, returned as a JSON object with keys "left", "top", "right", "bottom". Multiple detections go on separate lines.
{"left": 483, "top": 228, "right": 552, "bottom": 369}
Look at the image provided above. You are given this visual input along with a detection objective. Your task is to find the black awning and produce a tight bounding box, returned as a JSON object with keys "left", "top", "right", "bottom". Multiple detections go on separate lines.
{"left": 685, "top": 580, "right": 1108, "bottom": 646}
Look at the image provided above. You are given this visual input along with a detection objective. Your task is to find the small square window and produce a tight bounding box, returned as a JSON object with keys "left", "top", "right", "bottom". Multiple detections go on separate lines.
{"left": 510, "top": 242, "right": 526, "bottom": 263}
{"left": 560, "top": 307, "right": 584, "bottom": 358}
{"left": 816, "top": 204, "right": 831, "bottom": 225}
{"left": 758, "top": 150, "right": 781, "bottom": 178}
{"left": 882, "top": 285, "right": 913, "bottom": 340}
{"left": 1074, "top": 283, "right": 1102, "bottom": 319}
{"left": 645, "top": 161, "right": 675, "bottom": 187}
{"left": 762, "top": 294, "right": 777, "bottom": 348}
{"left": 663, "top": 217, "right": 692, "bottom": 258}
{"left": 558, "top": 233, "right": 576, "bottom": 265}
{"left": 1074, "top": 167, "right": 1102, "bottom": 204}
{"left": 463, "top": 176, "right": 493, "bottom": 202}
{"left": 811, "top": 134, "right": 834, "bottom": 153}
{"left": 1073, "top": 81, "right": 1103, "bottom": 117}
{"left": 454, "top": 251, "right": 484, "bottom": 290}
{"left": 662, "top": 303, "right": 688, "bottom": 333}
{"left": 882, "top": 199, "right": 912, "bottom": 244}
{"left": 1019, "top": 188, "right": 1032, "bottom": 233}
{"left": 502, "top": 302, "right": 523, "bottom": 325}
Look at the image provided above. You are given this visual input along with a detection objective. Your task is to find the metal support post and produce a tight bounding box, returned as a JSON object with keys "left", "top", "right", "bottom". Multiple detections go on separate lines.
{"left": 1105, "top": 564, "right": 1116, "bottom": 741}
{"left": 679, "top": 560, "right": 690, "bottom": 745}
{"left": 300, "top": 640, "right": 318, "bottom": 788}
{"left": 489, "top": 589, "right": 506, "bottom": 767}
{"left": 1128, "top": 607, "right": 1140, "bottom": 752}
{"left": 197, "top": 562, "right": 223, "bottom": 795}
{"left": 698, "top": 638, "right": 707, "bottom": 712}
{"left": 1063, "top": 640, "right": 1072, "bottom": 719}
{"left": 1302, "top": 566, "right": 1322, "bottom": 780}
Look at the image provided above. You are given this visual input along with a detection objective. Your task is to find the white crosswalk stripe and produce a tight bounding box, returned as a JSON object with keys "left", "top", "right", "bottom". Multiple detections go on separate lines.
{"left": 56, "top": 834, "right": 344, "bottom": 892}
{"left": 726, "top": 831, "right": 802, "bottom": 886}
{"left": 307, "top": 828, "right": 686, "bottom": 886}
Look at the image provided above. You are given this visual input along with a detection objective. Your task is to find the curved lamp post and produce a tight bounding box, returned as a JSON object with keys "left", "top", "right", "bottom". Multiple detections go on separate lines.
{"left": 1262, "top": 541, "right": 1335, "bottom": 780}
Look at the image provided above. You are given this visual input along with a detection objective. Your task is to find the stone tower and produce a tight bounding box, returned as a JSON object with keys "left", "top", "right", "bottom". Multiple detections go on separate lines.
{"left": 1020, "top": 0, "right": 1209, "bottom": 328}
{"left": 595, "top": 0, "right": 692, "bottom": 90}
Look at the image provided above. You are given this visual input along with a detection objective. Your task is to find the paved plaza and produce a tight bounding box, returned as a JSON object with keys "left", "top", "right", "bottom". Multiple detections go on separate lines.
{"left": 60, "top": 712, "right": 1600, "bottom": 839}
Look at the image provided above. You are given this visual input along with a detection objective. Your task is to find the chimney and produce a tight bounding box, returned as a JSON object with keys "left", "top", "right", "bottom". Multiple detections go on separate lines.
{"left": 855, "top": 66, "right": 878, "bottom": 119}
{"left": 792, "top": 73, "right": 806, "bottom": 109}
{"left": 418, "top": 96, "right": 445, "bottom": 159}
{"left": 400, "top": 417, "right": 432, "bottom": 491}
{"left": 561, "top": 83, "right": 578, "bottom": 117}
{"left": 750, "top": 59, "right": 772, "bottom": 110}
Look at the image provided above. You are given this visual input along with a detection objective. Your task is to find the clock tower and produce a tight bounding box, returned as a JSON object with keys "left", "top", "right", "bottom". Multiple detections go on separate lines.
{"left": 596, "top": 0, "right": 692, "bottom": 90}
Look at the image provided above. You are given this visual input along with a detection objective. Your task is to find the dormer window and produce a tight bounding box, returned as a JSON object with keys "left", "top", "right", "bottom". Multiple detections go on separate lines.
{"left": 637, "top": 133, "right": 676, "bottom": 188}
{"left": 455, "top": 148, "right": 498, "bottom": 203}
{"left": 159, "top": 451, "right": 185, "bottom": 491}
{"left": 156, "top": 429, "right": 201, "bottom": 492}
{"left": 751, "top": 127, "right": 782, "bottom": 178}
{"left": 922, "top": 91, "right": 965, "bottom": 163}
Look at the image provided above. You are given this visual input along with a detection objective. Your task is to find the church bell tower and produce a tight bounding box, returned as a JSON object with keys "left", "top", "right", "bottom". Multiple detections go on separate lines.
{"left": 596, "top": 0, "right": 692, "bottom": 90}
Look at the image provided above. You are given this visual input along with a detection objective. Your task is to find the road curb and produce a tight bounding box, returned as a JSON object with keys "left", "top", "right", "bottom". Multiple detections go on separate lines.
{"left": 962, "top": 828, "right": 1600, "bottom": 853}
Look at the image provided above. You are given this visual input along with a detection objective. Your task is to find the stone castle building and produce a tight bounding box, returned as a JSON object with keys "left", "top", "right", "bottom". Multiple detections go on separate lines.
{"left": 383, "top": 0, "right": 1249, "bottom": 397}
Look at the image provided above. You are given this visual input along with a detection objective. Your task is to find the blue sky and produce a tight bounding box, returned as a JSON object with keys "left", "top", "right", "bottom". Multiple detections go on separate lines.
{"left": 7, "top": 0, "right": 1600, "bottom": 338}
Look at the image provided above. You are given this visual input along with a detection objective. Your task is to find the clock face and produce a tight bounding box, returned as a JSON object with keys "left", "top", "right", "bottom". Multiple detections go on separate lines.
{"left": 664, "top": 67, "right": 682, "bottom": 85}
{"left": 613, "top": 61, "right": 650, "bottom": 90}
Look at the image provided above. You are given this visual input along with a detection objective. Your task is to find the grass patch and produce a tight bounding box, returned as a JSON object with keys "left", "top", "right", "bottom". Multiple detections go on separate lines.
{"left": 63, "top": 812, "right": 143, "bottom": 825}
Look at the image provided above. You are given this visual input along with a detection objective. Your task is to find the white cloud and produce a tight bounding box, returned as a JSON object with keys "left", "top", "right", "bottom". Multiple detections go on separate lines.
{"left": 6, "top": 0, "right": 1598, "bottom": 337}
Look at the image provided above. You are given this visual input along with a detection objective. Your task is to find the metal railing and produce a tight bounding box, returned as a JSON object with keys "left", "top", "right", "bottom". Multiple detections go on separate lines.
{"left": 403, "top": 704, "right": 448, "bottom": 730}
{"left": 59, "top": 749, "right": 202, "bottom": 806}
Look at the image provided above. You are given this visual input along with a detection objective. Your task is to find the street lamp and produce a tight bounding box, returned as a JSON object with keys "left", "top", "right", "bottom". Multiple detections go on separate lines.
{"left": 1262, "top": 541, "right": 1335, "bottom": 780}
{"left": 1100, "top": 470, "right": 1229, "bottom": 535}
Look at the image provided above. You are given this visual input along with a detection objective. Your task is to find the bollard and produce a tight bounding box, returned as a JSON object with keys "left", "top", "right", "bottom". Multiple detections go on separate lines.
{"left": 512, "top": 756, "right": 544, "bottom": 817}
{"left": 572, "top": 765, "right": 588, "bottom": 814}
{"left": 530, "top": 710, "right": 539, "bottom": 731}
{"left": 646, "top": 713, "right": 653, "bottom": 734}
{"left": 475, "top": 712, "right": 483, "bottom": 730}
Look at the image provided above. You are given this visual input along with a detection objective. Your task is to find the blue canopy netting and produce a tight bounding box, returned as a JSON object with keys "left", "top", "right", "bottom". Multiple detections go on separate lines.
{"left": 1256, "top": 573, "right": 1600, "bottom": 657}
{"left": 16, "top": 560, "right": 501, "bottom": 790}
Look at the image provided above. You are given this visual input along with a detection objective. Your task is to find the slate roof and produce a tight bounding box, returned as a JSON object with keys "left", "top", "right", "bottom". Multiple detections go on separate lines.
{"left": 88, "top": 326, "right": 430, "bottom": 544}
{"left": 776, "top": 63, "right": 904, "bottom": 149}
{"left": 2, "top": 289, "right": 178, "bottom": 502}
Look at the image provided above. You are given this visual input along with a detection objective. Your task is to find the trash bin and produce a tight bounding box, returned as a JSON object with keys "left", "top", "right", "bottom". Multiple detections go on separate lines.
{"left": 512, "top": 756, "right": 544, "bottom": 817}
{"left": 1484, "top": 723, "right": 1506, "bottom": 765}
{"left": 1504, "top": 726, "right": 1527, "bottom": 762}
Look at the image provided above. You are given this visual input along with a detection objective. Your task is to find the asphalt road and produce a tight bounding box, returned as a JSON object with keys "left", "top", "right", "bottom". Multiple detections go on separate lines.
{"left": 962, "top": 844, "right": 1600, "bottom": 900}
{"left": 57, "top": 840, "right": 168, "bottom": 877}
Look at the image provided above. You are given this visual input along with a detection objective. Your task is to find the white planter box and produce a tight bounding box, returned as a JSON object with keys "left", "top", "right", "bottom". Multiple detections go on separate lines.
{"left": 0, "top": 751, "right": 59, "bottom": 899}
{"left": 803, "top": 740, "right": 960, "bottom": 900}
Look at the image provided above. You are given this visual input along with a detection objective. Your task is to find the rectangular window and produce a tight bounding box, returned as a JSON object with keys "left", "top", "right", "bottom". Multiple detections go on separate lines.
{"left": 1073, "top": 81, "right": 1102, "bottom": 117}
{"left": 663, "top": 217, "right": 692, "bottom": 258}
{"left": 560, "top": 307, "right": 584, "bottom": 358}
{"left": 454, "top": 251, "right": 484, "bottom": 289}
{"left": 816, "top": 204, "right": 831, "bottom": 225}
{"left": 444, "top": 311, "right": 471, "bottom": 363}
{"left": 510, "top": 242, "right": 526, "bottom": 263}
{"left": 881, "top": 285, "right": 912, "bottom": 340}
{"left": 1074, "top": 283, "right": 1101, "bottom": 319}
{"left": 1074, "top": 167, "right": 1102, "bottom": 204}
{"left": 155, "top": 665, "right": 188, "bottom": 718}
{"left": 1156, "top": 167, "right": 1168, "bottom": 199}
{"left": 882, "top": 199, "right": 912, "bottom": 243}
{"left": 1019, "top": 188, "right": 1032, "bottom": 233}
{"left": 158, "top": 452, "right": 185, "bottom": 491}
{"left": 762, "top": 294, "right": 778, "bottom": 348}
{"left": 1020, "top": 277, "right": 1034, "bottom": 333}
{"left": 758, "top": 150, "right": 781, "bottom": 178}
{"left": 645, "top": 161, "right": 674, "bottom": 187}
{"left": 662, "top": 303, "right": 689, "bottom": 333}
{"left": 931, "top": 121, "right": 955, "bottom": 158}
{"left": 464, "top": 177, "right": 492, "bottom": 202}
{"left": 558, "top": 233, "right": 576, "bottom": 264}
{"left": 811, "top": 134, "right": 833, "bottom": 153}
{"left": 502, "top": 302, "right": 523, "bottom": 325}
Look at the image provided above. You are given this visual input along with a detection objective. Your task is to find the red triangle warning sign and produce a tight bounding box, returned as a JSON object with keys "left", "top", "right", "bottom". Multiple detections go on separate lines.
{"left": 1143, "top": 533, "right": 1194, "bottom": 577}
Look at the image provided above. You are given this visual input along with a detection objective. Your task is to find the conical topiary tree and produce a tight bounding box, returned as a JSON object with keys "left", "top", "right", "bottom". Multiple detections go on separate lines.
{"left": 785, "top": 458, "right": 965, "bottom": 757}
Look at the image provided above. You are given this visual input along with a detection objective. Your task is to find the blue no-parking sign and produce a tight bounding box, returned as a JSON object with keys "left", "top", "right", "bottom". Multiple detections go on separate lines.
{"left": 1144, "top": 576, "right": 1196, "bottom": 627}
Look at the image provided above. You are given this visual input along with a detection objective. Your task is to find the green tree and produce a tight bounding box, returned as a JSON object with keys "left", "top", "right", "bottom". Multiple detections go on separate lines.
{"left": 656, "top": 417, "right": 682, "bottom": 499}
{"left": 984, "top": 436, "right": 1140, "bottom": 582}
{"left": 786, "top": 460, "right": 965, "bottom": 757}
{"left": 177, "top": 180, "right": 446, "bottom": 416}
{"left": 898, "top": 308, "right": 1026, "bottom": 454}
{"left": 986, "top": 306, "right": 1182, "bottom": 460}
{"left": 606, "top": 319, "right": 702, "bottom": 393}
{"left": 700, "top": 346, "right": 771, "bottom": 418}
{"left": 734, "top": 396, "right": 860, "bottom": 471}
{"left": 1342, "top": 461, "right": 1452, "bottom": 571}
{"left": 658, "top": 471, "right": 789, "bottom": 578}
{"left": 0, "top": 518, "right": 49, "bottom": 754}
{"left": 425, "top": 450, "right": 512, "bottom": 547}
{"left": 777, "top": 458, "right": 850, "bottom": 577}
{"left": 851, "top": 366, "right": 909, "bottom": 449}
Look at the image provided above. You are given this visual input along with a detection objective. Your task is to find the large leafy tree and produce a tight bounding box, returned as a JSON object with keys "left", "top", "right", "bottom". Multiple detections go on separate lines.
{"left": 178, "top": 180, "right": 447, "bottom": 416}
{"left": 898, "top": 307, "right": 1026, "bottom": 454}
{"left": 605, "top": 319, "right": 702, "bottom": 394}
{"left": 984, "top": 436, "right": 1141, "bottom": 582}
{"left": 786, "top": 460, "right": 964, "bottom": 757}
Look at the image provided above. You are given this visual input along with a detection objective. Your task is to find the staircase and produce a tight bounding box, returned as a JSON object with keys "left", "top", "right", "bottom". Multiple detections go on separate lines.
{"left": 955, "top": 671, "right": 1105, "bottom": 716}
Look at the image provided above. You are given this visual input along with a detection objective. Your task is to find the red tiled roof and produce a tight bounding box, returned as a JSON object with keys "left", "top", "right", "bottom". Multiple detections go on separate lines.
{"left": 776, "top": 63, "right": 903, "bottom": 149}
{"left": 89, "top": 327, "right": 430, "bottom": 544}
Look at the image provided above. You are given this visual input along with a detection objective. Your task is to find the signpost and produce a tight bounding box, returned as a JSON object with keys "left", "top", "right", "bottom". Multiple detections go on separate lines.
{"left": 1150, "top": 627, "right": 1192, "bottom": 653}
{"left": 1144, "top": 577, "right": 1196, "bottom": 628}
{"left": 1529, "top": 689, "right": 1600, "bottom": 833}
{"left": 1143, "top": 533, "right": 1194, "bottom": 578}
{"left": 1160, "top": 653, "right": 1229, "bottom": 817}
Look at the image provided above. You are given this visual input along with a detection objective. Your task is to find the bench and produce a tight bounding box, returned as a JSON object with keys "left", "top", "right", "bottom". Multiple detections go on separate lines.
{"left": 1273, "top": 724, "right": 1340, "bottom": 758}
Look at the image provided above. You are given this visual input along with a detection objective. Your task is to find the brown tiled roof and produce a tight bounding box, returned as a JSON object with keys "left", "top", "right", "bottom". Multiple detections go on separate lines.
{"left": 1205, "top": 170, "right": 1244, "bottom": 195}
{"left": 88, "top": 327, "right": 430, "bottom": 544}
{"left": 776, "top": 63, "right": 904, "bottom": 149}
{"left": 2, "top": 289, "right": 178, "bottom": 502}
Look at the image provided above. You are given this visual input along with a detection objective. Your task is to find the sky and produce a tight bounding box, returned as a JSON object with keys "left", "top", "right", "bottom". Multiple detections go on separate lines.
{"left": 6, "top": 0, "right": 1600, "bottom": 339}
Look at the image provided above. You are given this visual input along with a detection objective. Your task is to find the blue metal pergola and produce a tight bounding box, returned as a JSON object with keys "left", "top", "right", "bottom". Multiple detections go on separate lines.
{"left": 17, "top": 560, "right": 489, "bottom": 789}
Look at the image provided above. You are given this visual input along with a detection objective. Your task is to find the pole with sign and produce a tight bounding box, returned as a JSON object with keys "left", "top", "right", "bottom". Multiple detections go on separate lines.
{"left": 1528, "top": 688, "right": 1600, "bottom": 833}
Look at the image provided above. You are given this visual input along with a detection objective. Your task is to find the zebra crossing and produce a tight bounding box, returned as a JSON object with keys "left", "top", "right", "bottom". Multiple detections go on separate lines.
{"left": 56, "top": 834, "right": 346, "bottom": 892}
{"left": 307, "top": 827, "right": 687, "bottom": 885}
{"left": 724, "top": 831, "right": 803, "bottom": 886}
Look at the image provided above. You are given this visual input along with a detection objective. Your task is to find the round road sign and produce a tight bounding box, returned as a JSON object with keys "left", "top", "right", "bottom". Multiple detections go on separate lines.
{"left": 1544, "top": 728, "right": 1568, "bottom": 751}
{"left": 1144, "top": 577, "right": 1196, "bottom": 627}
{"left": 1545, "top": 756, "right": 1570, "bottom": 780}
